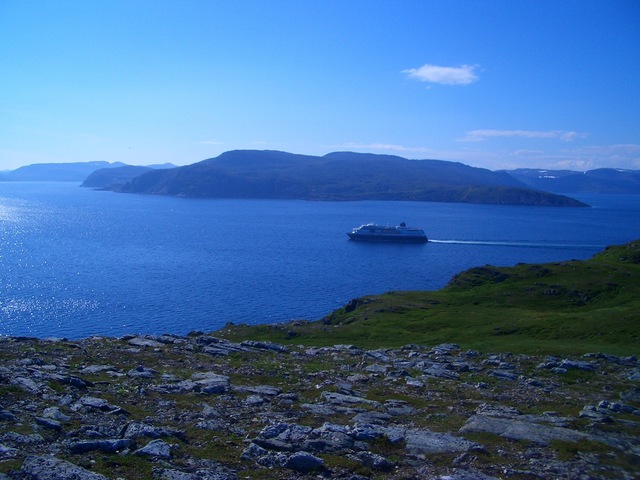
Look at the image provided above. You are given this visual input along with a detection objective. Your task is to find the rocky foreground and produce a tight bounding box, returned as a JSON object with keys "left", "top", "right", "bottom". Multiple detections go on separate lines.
{"left": 0, "top": 334, "right": 638, "bottom": 479}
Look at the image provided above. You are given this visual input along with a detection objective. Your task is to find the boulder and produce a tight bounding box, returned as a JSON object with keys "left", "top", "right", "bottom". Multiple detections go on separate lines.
{"left": 405, "top": 428, "right": 478, "bottom": 455}
{"left": 460, "top": 415, "right": 590, "bottom": 445}
{"left": 283, "top": 451, "right": 324, "bottom": 473}
{"left": 135, "top": 439, "right": 173, "bottom": 459}
{"left": 18, "top": 455, "right": 110, "bottom": 479}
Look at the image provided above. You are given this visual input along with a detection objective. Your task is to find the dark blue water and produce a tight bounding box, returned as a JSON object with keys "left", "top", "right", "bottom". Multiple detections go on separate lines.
{"left": 1, "top": 182, "right": 639, "bottom": 339}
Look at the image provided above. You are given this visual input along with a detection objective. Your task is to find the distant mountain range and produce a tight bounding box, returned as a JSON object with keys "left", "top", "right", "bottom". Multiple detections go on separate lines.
{"left": 0, "top": 161, "right": 174, "bottom": 183}
{"left": 0, "top": 161, "right": 127, "bottom": 182}
{"left": 506, "top": 168, "right": 640, "bottom": 194}
{"left": 3, "top": 151, "right": 638, "bottom": 206}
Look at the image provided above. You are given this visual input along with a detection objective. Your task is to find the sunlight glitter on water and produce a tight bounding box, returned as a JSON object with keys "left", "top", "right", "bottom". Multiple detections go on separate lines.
{"left": 1, "top": 183, "right": 639, "bottom": 339}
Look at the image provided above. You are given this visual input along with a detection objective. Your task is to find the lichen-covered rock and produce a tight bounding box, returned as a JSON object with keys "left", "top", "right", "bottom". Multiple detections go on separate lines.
{"left": 405, "top": 428, "right": 478, "bottom": 455}
{"left": 134, "top": 439, "right": 173, "bottom": 459}
{"left": 459, "top": 414, "right": 590, "bottom": 445}
{"left": 18, "top": 455, "right": 110, "bottom": 480}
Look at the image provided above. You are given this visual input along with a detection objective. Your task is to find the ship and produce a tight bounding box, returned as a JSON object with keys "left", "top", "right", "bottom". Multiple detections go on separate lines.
{"left": 347, "top": 222, "right": 428, "bottom": 243}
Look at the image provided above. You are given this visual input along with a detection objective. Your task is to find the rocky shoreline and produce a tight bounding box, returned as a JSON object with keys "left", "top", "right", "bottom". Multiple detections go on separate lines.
{"left": 0, "top": 333, "right": 638, "bottom": 479}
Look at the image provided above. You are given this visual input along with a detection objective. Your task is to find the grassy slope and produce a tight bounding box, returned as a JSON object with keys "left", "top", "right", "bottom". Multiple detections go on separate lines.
{"left": 217, "top": 240, "right": 640, "bottom": 356}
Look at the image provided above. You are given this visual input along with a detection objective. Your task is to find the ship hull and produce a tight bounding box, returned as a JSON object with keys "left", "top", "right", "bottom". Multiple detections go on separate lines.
{"left": 347, "top": 233, "right": 428, "bottom": 243}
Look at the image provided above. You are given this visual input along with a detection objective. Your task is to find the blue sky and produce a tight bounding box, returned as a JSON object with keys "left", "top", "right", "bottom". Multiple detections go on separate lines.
{"left": 1, "top": 0, "right": 639, "bottom": 171}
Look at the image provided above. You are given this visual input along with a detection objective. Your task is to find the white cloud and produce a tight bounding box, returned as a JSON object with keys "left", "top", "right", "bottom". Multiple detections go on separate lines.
{"left": 459, "top": 129, "right": 588, "bottom": 142}
{"left": 339, "top": 142, "right": 433, "bottom": 154}
{"left": 403, "top": 64, "right": 479, "bottom": 85}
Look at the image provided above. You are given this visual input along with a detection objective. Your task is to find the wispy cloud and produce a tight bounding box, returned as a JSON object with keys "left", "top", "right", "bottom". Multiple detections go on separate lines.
{"left": 339, "top": 142, "right": 433, "bottom": 154}
{"left": 459, "top": 129, "right": 588, "bottom": 142}
{"left": 561, "top": 143, "right": 640, "bottom": 169}
{"left": 330, "top": 141, "right": 640, "bottom": 171}
{"left": 403, "top": 64, "right": 479, "bottom": 85}
{"left": 486, "top": 143, "right": 640, "bottom": 170}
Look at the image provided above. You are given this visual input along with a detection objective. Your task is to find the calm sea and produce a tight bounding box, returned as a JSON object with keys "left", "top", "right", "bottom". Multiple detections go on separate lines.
{"left": 1, "top": 182, "right": 639, "bottom": 339}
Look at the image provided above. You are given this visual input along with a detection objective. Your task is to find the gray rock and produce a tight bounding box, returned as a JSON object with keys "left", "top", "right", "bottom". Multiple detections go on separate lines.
{"left": 0, "top": 443, "right": 18, "bottom": 459}
{"left": 405, "top": 378, "right": 425, "bottom": 388}
{"left": 75, "top": 395, "right": 112, "bottom": 410}
{"left": 579, "top": 405, "right": 612, "bottom": 423}
{"left": 49, "top": 373, "right": 93, "bottom": 389}
{"left": 0, "top": 432, "right": 45, "bottom": 446}
{"left": 460, "top": 415, "right": 590, "bottom": 445}
{"left": 365, "top": 363, "right": 389, "bottom": 373}
{"left": 42, "top": 407, "right": 71, "bottom": 422}
{"left": 350, "top": 422, "right": 386, "bottom": 441}
{"left": 19, "top": 455, "right": 110, "bottom": 479}
{"left": 127, "top": 365, "right": 158, "bottom": 378}
{"left": 196, "top": 419, "right": 224, "bottom": 431}
{"left": 352, "top": 411, "right": 392, "bottom": 425}
{"left": 474, "top": 404, "right": 522, "bottom": 418}
{"left": 351, "top": 451, "right": 395, "bottom": 471}
{"left": 69, "top": 438, "right": 134, "bottom": 454}
{"left": 332, "top": 344, "right": 365, "bottom": 354}
{"left": 192, "top": 372, "right": 230, "bottom": 394}
{"left": 385, "top": 399, "right": 416, "bottom": 416}
{"left": 253, "top": 423, "right": 313, "bottom": 452}
{"left": 153, "top": 467, "right": 238, "bottom": 480}
{"left": 299, "top": 403, "right": 344, "bottom": 416}
{"left": 76, "top": 424, "right": 120, "bottom": 439}
{"left": 11, "top": 376, "right": 41, "bottom": 393}
{"left": 240, "top": 442, "right": 268, "bottom": 461}
{"left": 559, "top": 359, "right": 596, "bottom": 371}
{"left": 151, "top": 380, "right": 198, "bottom": 394}
{"left": 439, "top": 469, "right": 501, "bottom": 480}
{"left": 405, "top": 428, "right": 478, "bottom": 455}
{"left": 121, "top": 421, "right": 184, "bottom": 441}
{"left": 240, "top": 340, "right": 288, "bottom": 353}
{"left": 233, "top": 385, "right": 282, "bottom": 396}
{"left": 311, "top": 423, "right": 355, "bottom": 451}
{"left": 431, "top": 343, "right": 461, "bottom": 355}
{"left": 366, "top": 350, "right": 393, "bottom": 363}
{"left": 0, "top": 407, "right": 16, "bottom": 421}
{"left": 321, "top": 391, "right": 381, "bottom": 407}
{"left": 128, "top": 336, "right": 165, "bottom": 348}
{"left": 135, "top": 438, "right": 173, "bottom": 458}
{"left": 244, "top": 395, "right": 265, "bottom": 406}
{"left": 283, "top": 451, "right": 324, "bottom": 473}
{"left": 489, "top": 370, "right": 519, "bottom": 381}
{"left": 154, "top": 372, "right": 230, "bottom": 395}
{"left": 620, "top": 388, "right": 640, "bottom": 403}
{"left": 255, "top": 451, "right": 289, "bottom": 468}
{"left": 34, "top": 416, "right": 62, "bottom": 432}
{"left": 423, "top": 363, "right": 460, "bottom": 380}
{"left": 380, "top": 425, "right": 407, "bottom": 444}
{"left": 80, "top": 364, "right": 117, "bottom": 374}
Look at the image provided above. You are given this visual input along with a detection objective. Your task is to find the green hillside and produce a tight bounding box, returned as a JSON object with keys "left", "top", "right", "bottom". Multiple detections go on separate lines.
{"left": 217, "top": 240, "right": 640, "bottom": 356}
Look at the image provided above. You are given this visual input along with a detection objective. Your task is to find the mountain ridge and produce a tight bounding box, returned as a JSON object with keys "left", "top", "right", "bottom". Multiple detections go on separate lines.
{"left": 0, "top": 161, "right": 175, "bottom": 183}
{"left": 118, "top": 150, "right": 587, "bottom": 207}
